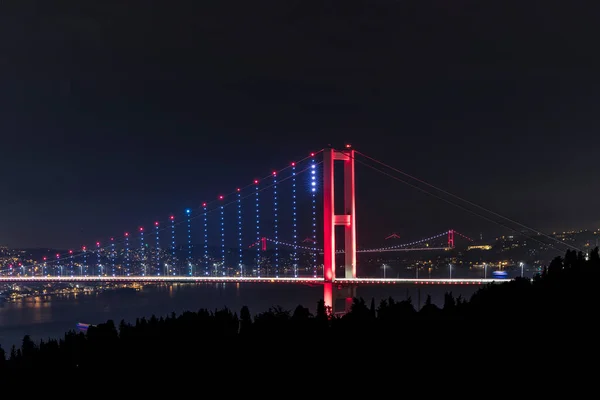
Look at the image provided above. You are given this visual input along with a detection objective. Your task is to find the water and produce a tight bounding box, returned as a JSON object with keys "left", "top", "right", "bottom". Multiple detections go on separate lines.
{"left": 0, "top": 282, "right": 480, "bottom": 350}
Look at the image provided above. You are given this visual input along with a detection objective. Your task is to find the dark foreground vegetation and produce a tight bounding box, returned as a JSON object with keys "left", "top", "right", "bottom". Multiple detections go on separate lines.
{"left": 1, "top": 249, "right": 598, "bottom": 371}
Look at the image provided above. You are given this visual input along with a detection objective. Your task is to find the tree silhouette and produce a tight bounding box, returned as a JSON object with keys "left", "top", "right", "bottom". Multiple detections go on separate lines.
{"left": 420, "top": 294, "right": 442, "bottom": 319}
{"left": 443, "top": 292, "right": 456, "bottom": 316}
{"left": 239, "top": 305, "right": 252, "bottom": 334}
{"left": 370, "top": 297, "right": 376, "bottom": 318}
{"left": 316, "top": 299, "right": 328, "bottom": 322}
{"left": 1, "top": 247, "right": 598, "bottom": 369}
{"left": 292, "top": 305, "right": 311, "bottom": 321}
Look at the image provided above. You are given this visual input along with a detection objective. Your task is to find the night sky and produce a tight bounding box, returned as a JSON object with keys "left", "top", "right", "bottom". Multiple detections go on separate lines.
{"left": 1, "top": 1, "right": 599, "bottom": 249}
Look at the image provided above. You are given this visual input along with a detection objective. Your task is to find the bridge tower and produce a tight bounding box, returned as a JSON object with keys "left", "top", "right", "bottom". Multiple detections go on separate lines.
{"left": 323, "top": 146, "right": 356, "bottom": 281}
{"left": 448, "top": 229, "right": 455, "bottom": 248}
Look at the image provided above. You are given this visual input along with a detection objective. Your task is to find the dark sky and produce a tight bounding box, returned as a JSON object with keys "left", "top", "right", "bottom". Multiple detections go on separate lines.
{"left": 1, "top": 0, "right": 599, "bottom": 249}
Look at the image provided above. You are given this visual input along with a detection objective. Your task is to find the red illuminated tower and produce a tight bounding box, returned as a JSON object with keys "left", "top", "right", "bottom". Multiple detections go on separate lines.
{"left": 261, "top": 237, "right": 267, "bottom": 252}
{"left": 323, "top": 145, "right": 356, "bottom": 281}
{"left": 448, "top": 229, "right": 455, "bottom": 248}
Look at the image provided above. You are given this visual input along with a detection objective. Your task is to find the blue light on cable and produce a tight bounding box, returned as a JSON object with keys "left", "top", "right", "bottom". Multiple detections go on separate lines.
{"left": 96, "top": 241, "right": 101, "bottom": 276}
{"left": 311, "top": 157, "right": 317, "bottom": 277}
{"left": 69, "top": 250, "right": 73, "bottom": 277}
{"left": 111, "top": 238, "right": 115, "bottom": 276}
{"left": 155, "top": 222, "right": 160, "bottom": 275}
{"left": 237, "top": 189, "right": 243, "bottom": 276}
{"left": 170, "top": 215, "right": 175, "bottom": 275}
{"left": 140, "top": 228, "right": 145, "bottom": 276}
{"left": 83, "top": 247, "right": 87, "bottom": 276}
{"left": 273, "top": 171, "right": 278, "bottom": 277}
{"left": 203, "top": 203, "right": 208, "bottom": 275}
{"left": 186, "top": 209, "right": 192, "bottom": 276}
{"left": 255, "top": 180, "right": 260, "bottom": 277}
{"left": 292, "top": 162, "right": 297, "bottom": 277}
{"left": 125, "top": 232, "right": 130, "bottom": 276}
{"left": 220, "top": 197, "right": 225, "bottom": 275}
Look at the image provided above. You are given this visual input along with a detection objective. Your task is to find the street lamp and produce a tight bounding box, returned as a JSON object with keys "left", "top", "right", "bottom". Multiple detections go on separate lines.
{"left": 484, "top": 263, "right": 487, "bottom": 279}
{"left": 519, "top": 262, "right": 524, "bottom": 277}
{"left": 381, "top": 263, "right": 389, "bottom": 279}
{"left": 449, "top": 263, "right": 452, "bottom": 279}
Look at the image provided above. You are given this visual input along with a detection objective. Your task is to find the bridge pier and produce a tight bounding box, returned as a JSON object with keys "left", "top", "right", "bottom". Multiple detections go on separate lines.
{"left": 323, "top": 147, "right": 357, "bottom": 282}
{"left": 324, "top": 282, "right": 357, "bottom": 316}
{"left": 342, "top": 286, "right": 357, "bottom": 313}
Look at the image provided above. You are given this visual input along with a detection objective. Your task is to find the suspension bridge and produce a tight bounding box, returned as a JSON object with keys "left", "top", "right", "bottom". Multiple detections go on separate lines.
{"left": 1, "top": 146, "right": 505, "bottom": 291}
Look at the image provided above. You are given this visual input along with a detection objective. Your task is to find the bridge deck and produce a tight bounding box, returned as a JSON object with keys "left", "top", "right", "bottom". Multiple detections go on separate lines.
{"left": 0, "top": 276, "right": 507, "bottom": 284}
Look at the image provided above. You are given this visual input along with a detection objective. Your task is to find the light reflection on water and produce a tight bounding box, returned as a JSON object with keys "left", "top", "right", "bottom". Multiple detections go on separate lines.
{"left": 0, "top": 283, "right": 479, "bottom": 350}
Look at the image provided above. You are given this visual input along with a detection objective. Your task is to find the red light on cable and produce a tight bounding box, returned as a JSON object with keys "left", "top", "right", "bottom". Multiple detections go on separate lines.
{"left": 43, "top": 257, "right": 47, "bottom": 261}
{"left": 125, "top": 232, "right": 129, "bottom": 237}
{"left": 170, "top": 216, "right": 174, "bottom": 220}
{"left": 345, "top": 144, "right": 351, "bottom": 148}
{"left": 139, "top": 227, "right": 143, "bottom": 232}
{"left": 69, "top": 250, "right": 73, "bottom": 254}
{"left": 202, "top": 203, "right": 206, "bottom": 207}
{"left": 272, "top": 171, "right": 277, "bottom": 176}
{"left": 218, "top": 195, "right": 224, "bottom": 200}
{"left": 254, "top": 179, "right": 259, "bottom": 184}
{"left": 96, "top": 242, "right": 100, "bottom": 246}
{"left": 310, "top": 152, "right": 315, "bottom": 157}
{"left": 236, "top": 188, "right": 240, "bottom": 192}
{"left": 155, "top": 221, "right": 159, "bottom": 226}
{"left": 291, "top": 162, "right": 295, "bottom": 166}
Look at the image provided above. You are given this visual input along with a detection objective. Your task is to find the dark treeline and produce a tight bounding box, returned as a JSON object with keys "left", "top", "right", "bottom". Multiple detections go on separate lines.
{"left": 1, "top": 248, "right": 598, "bottom": 370}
